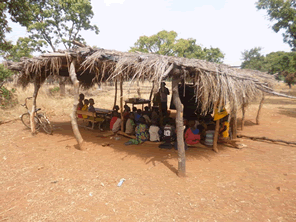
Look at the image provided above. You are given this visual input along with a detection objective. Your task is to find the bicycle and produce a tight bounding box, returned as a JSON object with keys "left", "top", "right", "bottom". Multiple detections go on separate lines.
{"left": 20, "top": 97, "right": 53, "bottom": 134}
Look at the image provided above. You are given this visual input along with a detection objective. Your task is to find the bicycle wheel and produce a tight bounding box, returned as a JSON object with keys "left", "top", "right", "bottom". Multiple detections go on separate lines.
{"left": 21, "top": 113, "right": 40, "bottom": 130}
{"left": 37, "top": 114, "right": 53, "bottom": 134}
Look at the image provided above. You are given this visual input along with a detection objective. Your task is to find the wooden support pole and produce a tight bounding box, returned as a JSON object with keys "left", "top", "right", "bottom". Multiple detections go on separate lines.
{"left": 113, "top": 79, "right": 118, "bottom": 109}
{"left": 241, "top": 102, "right": 246, "bottom": 131}
{"left": 172, "top": 76, "right": 186, "bottom": 177}
{"left": 148, "top": 82, "right": 155, "bottom": 109}
{"left": 120, "top": 75, "right": 124, "bottom": 132}
{"left": 231, "top": 112, "right": 238, "bottom": 139}
{"left": 30, "top": 82, "right": 40, "bottom": 135}
{"left": 256, "top": 94, "right": 265, "bottom": 125}
{"left": 213, "top": 117, "right": 220, "bottom": 153}
{"left": 69, "top": 60, "right": 84, "bottom": 149}
{"left": 137, "top": 80, "right": 141, "bottom": 98}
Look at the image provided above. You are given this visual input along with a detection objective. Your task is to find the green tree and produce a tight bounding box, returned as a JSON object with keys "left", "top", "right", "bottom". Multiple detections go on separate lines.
{"left": 256, "top": 0, "right": 296, "bottom": 50}
{"left": 130, "top": 30, "right": 224, "bottom": 63}
{"left": 25, "top": 0, "right": 99, "bottom": 52}
{"left": 0, "top": 0, "right": 37, "bottom": 51}
{"left": 241, "top": 47, "right": 266, "bottom": 70}
{"left": 0, "top": 64, "right": 13, "bottom": 84}
{"left": 1, "top": 37, "right": 46, "bottom": 62}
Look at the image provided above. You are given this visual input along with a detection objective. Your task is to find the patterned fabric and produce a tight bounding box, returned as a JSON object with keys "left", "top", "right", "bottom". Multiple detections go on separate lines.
{"left": 129, "top": 123, "right": 149, "bottom": 145}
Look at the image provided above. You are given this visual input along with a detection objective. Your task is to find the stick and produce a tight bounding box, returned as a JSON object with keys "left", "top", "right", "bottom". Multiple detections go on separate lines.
{"left": 238, "top": 135, "right": 296, "bottom": 146}
{"left": 120, "top": 75, "right": 124, "bottom": 132}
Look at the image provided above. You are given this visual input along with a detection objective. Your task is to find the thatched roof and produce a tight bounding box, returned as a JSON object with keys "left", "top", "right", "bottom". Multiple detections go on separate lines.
{"left": 5, "top": 44, "right": 292, "bottom": 113}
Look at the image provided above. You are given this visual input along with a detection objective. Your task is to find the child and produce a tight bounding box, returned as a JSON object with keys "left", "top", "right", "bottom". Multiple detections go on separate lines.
{"left": 219, "top": 115, "right": 230, "bottom": 141}
{"left": 77, "top": 93, "right": 85, "bottom": 118}
{"left": 135, "top": 109, "right": 142, "bottom": 123}
{"left": 149, "top": 120, "right": 162, "bottom": 142}
{"left": 125, "top": 112, "right": 136, "bottom": 135}
{"left": 125, "top": 117, "right": 149, "bottom": 145}
{"left": 110, "top": 111, "right": 118, "bottom": 130}
{"left": 184, "top": 120, "right": 201, "bottom": 145}
{"left": 112, "top": 112, "right": 122, "bottom": 134}
{"left": 88, "top": 98, "right": 96, "bottom": 112}
{"left": 81, "top": 99, "right": 89, "bottom": 119}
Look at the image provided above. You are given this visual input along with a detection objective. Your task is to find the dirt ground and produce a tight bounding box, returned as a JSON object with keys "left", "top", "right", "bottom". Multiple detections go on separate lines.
{"left": 1, "top": 92, "right": 296, "bottom": 221}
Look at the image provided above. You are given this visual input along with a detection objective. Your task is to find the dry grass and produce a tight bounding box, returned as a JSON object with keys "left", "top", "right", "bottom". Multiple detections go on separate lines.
{"left": 0, "top": 81, "right": 171, "bottom": 122}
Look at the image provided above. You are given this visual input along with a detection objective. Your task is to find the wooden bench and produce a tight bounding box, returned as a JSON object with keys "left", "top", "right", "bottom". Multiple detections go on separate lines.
{"left": 76, "top": 110, "right": 105, "bottom": 130}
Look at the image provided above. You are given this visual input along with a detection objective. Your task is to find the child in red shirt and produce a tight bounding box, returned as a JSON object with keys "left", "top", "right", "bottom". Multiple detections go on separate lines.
{"left": 184, "top": 120, "right": 201, "bottom": 145}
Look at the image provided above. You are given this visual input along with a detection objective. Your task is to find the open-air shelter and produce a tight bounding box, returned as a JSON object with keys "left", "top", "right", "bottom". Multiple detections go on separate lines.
{"left": 5, "top": 42, "right": 295, "bottom": 176}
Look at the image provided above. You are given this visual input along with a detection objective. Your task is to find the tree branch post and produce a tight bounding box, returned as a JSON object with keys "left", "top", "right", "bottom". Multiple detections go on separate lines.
{"left": 212, "top": 102, "right": 219, "bottom": 153}
{"left": 30, "top": 82, "right": 40, "bottom": 135}
{"left": 172, "top": 76, "right": 186, "bottom": 177}
{"left": 69, "top": 60, "right": 84, "bottom": 149}
{"left": 120, "top": 75, "right": 124, "bottom": 132}
{"left": 231, "top": 111, "right": 238, "bottom": 139}
{"left": 149, "top": 81, "right": 155, "bottom": 109}
{"left": 256, "top": 94, "right": 265, "bottom": 125}
{"left": 241, "top": 100, "right": 246, "bottom": 131}
{"left": 114, "top": 78, "right": 118, "bottom": 109}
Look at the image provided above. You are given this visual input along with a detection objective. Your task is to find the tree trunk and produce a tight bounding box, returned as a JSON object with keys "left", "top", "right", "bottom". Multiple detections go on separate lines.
{"left": 120, "top": 76, "right": 124, "bottom": 132}
{"left": 256, "top": 94, "right": 265, "bottom": 125}
{"left": 172, "top": 76, "right": 186, "bottom": 177}
{"left": 114, "top": 79, "right": 118, "bottom": 109}
{"left": 30, "top": 82, "right": 40, "bottom": 135}
{"left": 59, "top": 81, "right": 66, "bottom": 96}
{"left": 69, "top": 60, "right": 84, "bottom": 149}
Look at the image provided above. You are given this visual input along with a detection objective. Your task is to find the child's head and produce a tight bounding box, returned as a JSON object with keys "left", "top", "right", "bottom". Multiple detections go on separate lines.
{"left": 89, "top": 98, "right": 95, "bottom": 106}
{"left": 138, "top": 116, "right": 146, "bottom": 124}
{"left": 151, "top": 120, "right": 158, "bottom": 126}
{"left": 188, "top": 120, "right": 195, "bottom": 128}
{"left": 137, "top": 109, "right": 142, "bottom": 114}
{"left": 113, "top": 105, "right": 119, "bottom": 111}
{"left": 84, "top": 99, "right": 89, "bottom": 105}
{"left": 129, "top": 112, "right": 135, "bottom": 119}
{"left": 133, "top": 107, "right": 137, "bottom": 112}
{"left": 144, "top": 106, "right": 149, "bottom": 112}
{"left": 79, "top": 93, "right": 85, "bottom": 101}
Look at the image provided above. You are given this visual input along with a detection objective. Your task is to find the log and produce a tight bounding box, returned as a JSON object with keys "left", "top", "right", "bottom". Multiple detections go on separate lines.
{"left": 114, "top": 79, "right": 118, "bottom": 109}
{"left": 120, "top": 76, "right": 124, "bottom": 132}
{"left": 172, "top": 76, "right": 186, "bottom": 177}
{"left": 69, "top": 60, "right": 84, "bottom": 149}
{"left": 162, "top": 63, "right": 175, "bottom": 79}
{"left": 256, "top": 94, "right": 265, "bottom": 125}
{"left": 30, "top": 82, "right": 40, "bottom": 135}
{"left": 238, "top": 135, "right": 296, "bottom": 146}
{"left": 137, "top": 80, "right": 141, "bottom": 98}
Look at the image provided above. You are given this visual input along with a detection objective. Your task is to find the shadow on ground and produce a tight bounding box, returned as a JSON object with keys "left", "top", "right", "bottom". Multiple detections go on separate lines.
{"left": 41, "top": 120, "right": 231, "bottom": 175}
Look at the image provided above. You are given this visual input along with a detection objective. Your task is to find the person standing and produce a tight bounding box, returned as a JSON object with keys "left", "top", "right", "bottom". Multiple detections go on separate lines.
{"left": 160, "top": 82, "right": 169, "bottom": 115}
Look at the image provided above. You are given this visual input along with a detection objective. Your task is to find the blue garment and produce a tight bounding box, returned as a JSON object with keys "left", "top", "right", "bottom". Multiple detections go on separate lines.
{"left": 192, "top": 128, "right": 199, "bottom": 135}
{"left": 135, "top": 113, "right": 141, "bottom": 122}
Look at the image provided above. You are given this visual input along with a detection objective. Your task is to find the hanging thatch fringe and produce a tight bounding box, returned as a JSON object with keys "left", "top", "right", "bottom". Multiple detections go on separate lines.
{"left": 4, "top": 46, "right": 293, "bottom": 114}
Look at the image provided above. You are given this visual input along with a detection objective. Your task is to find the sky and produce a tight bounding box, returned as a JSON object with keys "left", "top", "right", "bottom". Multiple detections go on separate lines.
{"left": 6, "top": 0, "right": 292, "bottom": 66}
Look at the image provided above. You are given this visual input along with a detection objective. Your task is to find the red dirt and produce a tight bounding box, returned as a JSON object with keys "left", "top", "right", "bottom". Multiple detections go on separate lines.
{"left": 1, "top": 95, "right": 296, "bottom": 221}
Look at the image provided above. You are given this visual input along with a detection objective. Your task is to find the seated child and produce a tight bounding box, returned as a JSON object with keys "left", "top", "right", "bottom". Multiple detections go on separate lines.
{"left": 125, "top": 117, "right": 149, "bottom": 145}
{"left": 135, "top": 109, "right": 142, "bottom": 123}
{"left": 88, "top": 98, "right": 96, "bottom": 112}
{"left": 112, "top": 112, "right": 122, "bottom": 134}
{"left": 113, "top": 105, "right": 120, "bottom": 112}
{"left": 219, "top": 115, "right": 230, "bottom": 142}
{"left": 81, "top": 99, "right": 89, "bottom": 119}
{"left": 110, "top": 111, "right": 118, "bottom": 130}
{"left": 125, "top": 112, "right": 136, "bottom": 135}
{"left": 149, "top": 120, "right": 162, "bottom": 142}
{"left": 184, "top": 120, "right": 201, "bottom": 145}
{"left": 142, "top": 106, "right": 151, "bottom": 117}
{"left": 77, "top": 93, "right": 85, "bottom": 118}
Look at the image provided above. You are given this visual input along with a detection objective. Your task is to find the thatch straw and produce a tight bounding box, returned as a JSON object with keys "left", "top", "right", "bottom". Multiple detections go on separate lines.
{"left": 4, "top": 46, "right": 287, "bottom": 114}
